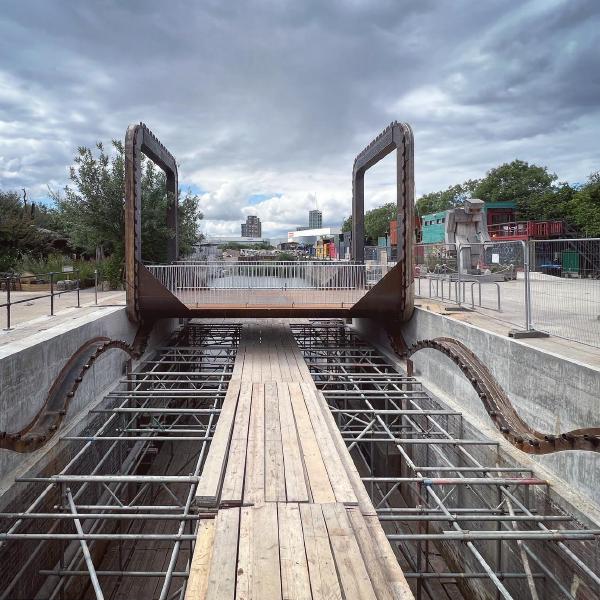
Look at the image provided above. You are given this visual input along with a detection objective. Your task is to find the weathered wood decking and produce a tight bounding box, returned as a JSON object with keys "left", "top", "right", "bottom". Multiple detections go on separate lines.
{"left": 185, "top": 322, "right": 413, "bottom": 600}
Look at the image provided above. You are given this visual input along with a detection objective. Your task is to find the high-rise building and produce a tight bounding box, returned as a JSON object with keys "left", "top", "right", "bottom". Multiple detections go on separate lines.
{"left": 309, "top": 209, "right": 322, "bottom": 229}
{"left": 241, "top": 215, "right": 262, "bottom": 238}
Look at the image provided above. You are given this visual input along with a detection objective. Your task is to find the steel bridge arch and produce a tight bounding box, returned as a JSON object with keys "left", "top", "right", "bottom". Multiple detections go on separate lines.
{"left": 125, "top": 123, "right": 179, "bottom": 322}
{"left": 351, "top": 121, "right": 415, "bottom": 322}
{"left": 406, "top": 337, "right": 600, "bottom": 455}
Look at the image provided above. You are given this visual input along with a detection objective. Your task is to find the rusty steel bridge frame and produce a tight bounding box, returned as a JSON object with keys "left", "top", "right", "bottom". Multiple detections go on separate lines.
{"left": 125, "top": 122, "right": 179, "bottom": 323}
{"left": 123, "top": 121, "right": 417, "bottom": 324}
{"left": 351, "top": 121, "right": 415, "bottom": 322}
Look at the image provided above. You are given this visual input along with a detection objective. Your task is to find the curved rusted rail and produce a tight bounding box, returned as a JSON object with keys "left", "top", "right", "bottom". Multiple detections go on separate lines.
{"left": 406, "top": 337, "right": 600, "bottom": 455}
{"left": 0, "top": 322, "right": 154, "bottom": 453}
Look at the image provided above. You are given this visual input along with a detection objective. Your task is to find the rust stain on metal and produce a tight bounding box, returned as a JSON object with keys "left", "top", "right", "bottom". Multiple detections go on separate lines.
{"left": 125, "top": 123, "right": 178, "bottom": 323}
{"left": 352, "top": 121, "right": 415, "bottom": 322}
{"left": 0, "top": 324, "right": 154, "bottom": 453}
{"left": 406, "top": 337, "right": 600, "bottom": 454}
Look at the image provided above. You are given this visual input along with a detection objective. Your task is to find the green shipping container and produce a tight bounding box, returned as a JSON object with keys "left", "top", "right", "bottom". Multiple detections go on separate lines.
{"left": 561, "top": 250, "right": 579, "bottom": 274}
{"left": 421, "top": 211, "right": 447, "bottom": 244}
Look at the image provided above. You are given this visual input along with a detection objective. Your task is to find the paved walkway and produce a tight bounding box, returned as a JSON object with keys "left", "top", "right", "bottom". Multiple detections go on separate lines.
{"left": 0, "top": 290, "right": 125, "bottom": 348}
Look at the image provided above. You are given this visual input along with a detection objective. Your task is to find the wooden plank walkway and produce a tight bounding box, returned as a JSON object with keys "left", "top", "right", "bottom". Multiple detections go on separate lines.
{"left": 187, "top": 321, "right": 413, "bottom": 600}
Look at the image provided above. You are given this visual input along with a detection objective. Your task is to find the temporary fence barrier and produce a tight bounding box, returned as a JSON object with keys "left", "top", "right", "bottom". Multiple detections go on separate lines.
{"left": 414, "top": 238, "right": 600, "bottom": 348}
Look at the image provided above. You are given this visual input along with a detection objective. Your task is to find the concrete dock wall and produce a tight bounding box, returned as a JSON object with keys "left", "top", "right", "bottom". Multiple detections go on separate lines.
{"left": 0, "top": 307, "right": 177, "bottom": 485}
{"left": 354, "top": 308, "right": 600, "bottom": 508}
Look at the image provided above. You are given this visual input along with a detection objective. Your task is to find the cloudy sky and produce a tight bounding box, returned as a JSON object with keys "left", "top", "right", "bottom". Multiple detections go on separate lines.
{"left": 1, "top": 0, "right": 599, "bottom": 239}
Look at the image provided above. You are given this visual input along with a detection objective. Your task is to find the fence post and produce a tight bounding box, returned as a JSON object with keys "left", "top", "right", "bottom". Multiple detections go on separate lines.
{"left": 523, "top": 241, "right": 532, "bottom": 331}
{"left": 456, "top": 243, "right": 462, "bottom": 306}
{"left": 50, "top": 272, "right": 55, "bottom": 316}
{"left": 508, "top": 241, "right": 548, "bottom": 339}
{"left": 5, "top": 277, "right": 11, "bottom": 330}
{"left": 76, "top": 270, "right": 80, "bottom": 308}
{"left": 94, "top": 269, "right": 98, "bottom": 305}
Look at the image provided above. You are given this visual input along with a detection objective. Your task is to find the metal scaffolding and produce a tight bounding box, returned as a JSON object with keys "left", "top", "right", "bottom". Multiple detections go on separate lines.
{"left": 291, "top": 321, "right": 600, "bottom": 600}
{"left": 0, "top": 323, "right": 241, "bottom": 600}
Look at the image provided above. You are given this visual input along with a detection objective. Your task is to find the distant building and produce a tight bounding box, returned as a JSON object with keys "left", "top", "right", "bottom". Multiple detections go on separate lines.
{"left": 278, "top": 241, "right": 299, "bottom": 251}
{"left": 241, "top": 215, "right": 262, "bottom": 238}
{"left": 206, "top": 236, "right": 269, "bottom": 245}
{"left": 309, "top": 209, "right": 322, "bottom": 229}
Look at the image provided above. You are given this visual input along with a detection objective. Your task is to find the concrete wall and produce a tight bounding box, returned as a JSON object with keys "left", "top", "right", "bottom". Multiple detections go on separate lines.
{"left": 0, "top": 307, "right": 177, "bottom": 485}
{"left": 354, "top": 308, "right": 600, "bottom": 509}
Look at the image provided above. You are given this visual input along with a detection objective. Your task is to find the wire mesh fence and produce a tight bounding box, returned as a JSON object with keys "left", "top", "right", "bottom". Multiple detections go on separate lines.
{"left": 414, "top": 238, "right": 600, "bottom": 348}
{"left": 414, "top": 243, "right": 462, "bottom": 303}
{"left": 528, "top": 239, "right": 600, "bottom": 346}
{"left": 364, "top": 245, "right": 398, "bottom": 263}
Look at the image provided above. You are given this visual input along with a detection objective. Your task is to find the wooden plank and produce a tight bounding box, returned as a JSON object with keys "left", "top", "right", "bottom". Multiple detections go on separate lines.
{"left": 260, "top": 334, "right": 272, "bottom": 381}
{"left": 347, "top": 508, "right": 395, "bottom": 600}
{"left": 185, "top": 519, "right": 216, "bottom": 600}
{"left": 284, "top": 332, "right": 313, "bottom": 382}
{"left": 288, "top": 382, "right": 335, "bottom": 503}
{"left": 314, "top": 389, "right": 377, "bottom": 516}
{"left": 195, "top": 379, "right": 241, "bottom": 506}
{"left": 277, "top": 382, "right": 310, "bottom": 503}
{"left": 235, "top": 507, "right": 253, "bottom": 600}
{"left": 206, "top": 508, "right": 240, "bottom": 600}
{"left": 268, "top": 342, "right": 282, "bottom": 381}
{"left": 264, "top": 381, "right": 286, "bottom": 502}
{"left": 322, "top": 503, "right": 377, "bottom": 600}
{"left": 277, "top": 340, "right": 292, "bottom": 381}
{"left": 278, "top": 341, "right": 295, "bottom": 382}
{"left": 251, "top": 503, "right": 282, "bottom": 600}
{"left": 220, "top": 381, "right": 253, "bottom": 506}
{"left": 243, "top": 329, "right": 256, "bottom": 382}
{"left": 363, "top": 514, "right": 414, "bottom": 600}
{"left": 231, "top": 335, "right": 245, "bottom": 379}
{"left": 300, "top": 382, "right": 357, "bottom": 505}
{"left": 299, "top": 503, "right": 343, "bottom": 600}
{"left": 243, "top": 383, "right": 265, "bottom": 504}
{"left": 278, "top": 503, "right": 311, "bottom": 600}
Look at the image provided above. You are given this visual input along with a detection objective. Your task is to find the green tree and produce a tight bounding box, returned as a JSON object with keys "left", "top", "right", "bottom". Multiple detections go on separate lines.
{"left": 415, "top": 180, "right": 479, "bottom": 216}
{"left": 52, "top": 141, "right": 203, "bottom": 263}
{"left": 569, "top": 172, "right": 600, "bottom": 237}
{"left": 364, "top": 203, "right": 396, "bottom": 243}
{"left": 52, "top": 142, "right": 126, "bottom": 258}
{"left": 473, "top": 160, "right": 556, "bottom": 216}
{"left": 0, "top": 190, "right": 63, "bottom": 270}
{"left": 523, "top": 182, "right": 576, "bottom": 222}
{"left": 341, "top": 215, "right": 352, "bottom": 232}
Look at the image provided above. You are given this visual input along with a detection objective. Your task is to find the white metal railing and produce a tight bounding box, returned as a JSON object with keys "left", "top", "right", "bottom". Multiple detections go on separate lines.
{"left": 147, "top": 261, "right": 377, "bottom": 307}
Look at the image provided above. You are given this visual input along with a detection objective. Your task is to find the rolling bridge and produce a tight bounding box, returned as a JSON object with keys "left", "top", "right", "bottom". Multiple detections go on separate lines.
{"left": 124, "top": 122, "right": 414, "bottom": 322}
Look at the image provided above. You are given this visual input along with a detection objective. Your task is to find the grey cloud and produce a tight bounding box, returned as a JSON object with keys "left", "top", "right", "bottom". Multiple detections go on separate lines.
{"left": 0, "top": 0, "right": 598, "bottom": 234}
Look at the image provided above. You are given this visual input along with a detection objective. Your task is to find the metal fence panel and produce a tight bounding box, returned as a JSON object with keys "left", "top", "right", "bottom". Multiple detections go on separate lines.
{"left": 414, "top": 238, "right": 600, "bottom": 349}
{"left": 529, "top": 239, "right": 600, "bottom": 347}
{"left": 468, "top": 240, "right": 524, "bottom": 315}
{"left": 414, "top": 243, "right": 462, "bottom": 303}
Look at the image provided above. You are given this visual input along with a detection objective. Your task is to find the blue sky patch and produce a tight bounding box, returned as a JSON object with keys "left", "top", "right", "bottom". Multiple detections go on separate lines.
{"left": 248, "top": 193, "right": 281, "bottom": 205}
{"left": 181, "top": 183, "right": 204, "bottom": 195}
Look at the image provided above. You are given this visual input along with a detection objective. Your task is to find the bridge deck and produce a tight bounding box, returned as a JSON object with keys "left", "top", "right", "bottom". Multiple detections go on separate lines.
{"left": 181, "top": 304, "right": 354, "bottom": 318}
{"left": 185, "top": 322, "right": 412, "bottom": 599}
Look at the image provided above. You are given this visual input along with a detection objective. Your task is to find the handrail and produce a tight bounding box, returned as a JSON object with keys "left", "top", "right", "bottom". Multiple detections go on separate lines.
{"left": 146, "top": 261, "right": 375, "bottom": 306}
{"left": 1, "top": 271, "right": 81, "bottom": 330}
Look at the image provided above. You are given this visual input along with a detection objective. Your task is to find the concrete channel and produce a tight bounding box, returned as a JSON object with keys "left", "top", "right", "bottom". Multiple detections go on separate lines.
{"left": 0, "top": 309, "right": 598, "bottom": 599}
